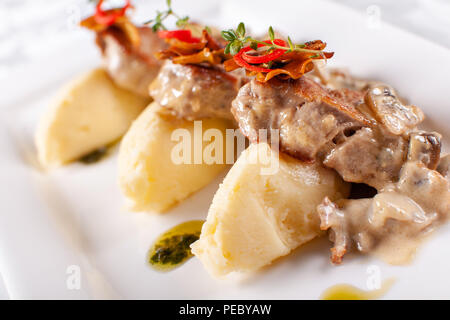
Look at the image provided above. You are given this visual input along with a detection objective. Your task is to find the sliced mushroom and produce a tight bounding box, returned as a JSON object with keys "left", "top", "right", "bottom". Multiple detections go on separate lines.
{"left": 437, "top": 154, "right": 450, "bottom": 181}
{"left": 407, "top": 131, "right": 441, "bottom": 170}
{"left": 365, "top": 84, "right": 424, "bottom": 135}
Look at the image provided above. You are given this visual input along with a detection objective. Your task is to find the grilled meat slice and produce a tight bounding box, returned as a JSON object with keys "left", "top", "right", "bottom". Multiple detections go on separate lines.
{"left": 149, "top": 61, "right": 242, "bottom": 121}
{"left": 323, "top": 127, "right": 408, "bottom": 190}
{"left": 231, "top": 75, "right": 428, "bottom": 189}
{"left": 232, "top": 77, "right": 371, "bottom": 161}
{"left": 96, "top": 26, "right": 166, "bottom": 96}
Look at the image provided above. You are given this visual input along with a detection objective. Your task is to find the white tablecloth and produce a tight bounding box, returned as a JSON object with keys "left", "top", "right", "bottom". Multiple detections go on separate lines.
{"left": 0, "top": 0, "right": 449, "bottom": 300}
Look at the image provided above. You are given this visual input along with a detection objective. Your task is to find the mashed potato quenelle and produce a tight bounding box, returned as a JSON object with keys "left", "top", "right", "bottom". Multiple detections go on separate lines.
{"left": 36, "top": 68, "right": 150, "bottom": 167}
{"left": 191, "top": 142, "right": 350, "bottom": 277}
{"left": 117, "top": 28, "right": 243, "bottom": 213}
{"left": 118, "top": 102, "right": 234, "bottom": 212}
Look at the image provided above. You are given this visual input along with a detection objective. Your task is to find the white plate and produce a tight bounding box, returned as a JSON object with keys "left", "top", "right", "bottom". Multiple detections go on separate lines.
{"left": 1, "top": 0, "right": 450, "bottom": 299}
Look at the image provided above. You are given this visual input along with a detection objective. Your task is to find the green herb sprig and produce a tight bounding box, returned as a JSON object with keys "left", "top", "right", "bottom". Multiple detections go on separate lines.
{"left": 144, "top": 0, "right": 189, "bottom": 32}
{"left": 221, "top": 22, "right": 324, "bottom": 56}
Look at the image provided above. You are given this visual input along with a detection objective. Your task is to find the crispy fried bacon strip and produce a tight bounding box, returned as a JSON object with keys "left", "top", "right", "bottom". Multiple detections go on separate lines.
{"left": 80, "top": 12, "right": 140, "bottom": 49}
{"left": 224, "top": 40, "right": 333, "bottom": 82}
{"left": 155, "top": 30, "right": 229, "bottom": 65}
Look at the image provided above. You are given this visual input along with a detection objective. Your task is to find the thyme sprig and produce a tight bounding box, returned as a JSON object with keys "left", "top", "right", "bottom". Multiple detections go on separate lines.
{"left": 221, "top": 22, "right": 324, "bottom": 57}
{"left": 144, "top": 0, "right": 189, "bottom": 32}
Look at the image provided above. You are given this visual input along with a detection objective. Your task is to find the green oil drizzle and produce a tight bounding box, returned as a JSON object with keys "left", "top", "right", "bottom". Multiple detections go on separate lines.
{"left": 148, "top": 220, "right": 204, "bottom": 272}
{"left": 77, "top": 138, "right": 121, "bottom": 164}
{"left": 78, "top": 147, "right": 108, "bottom": 164}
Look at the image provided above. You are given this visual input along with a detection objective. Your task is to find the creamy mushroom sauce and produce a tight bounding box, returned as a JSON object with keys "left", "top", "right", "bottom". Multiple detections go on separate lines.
{"left": 319, "top": 78, "right": 449, "bottom": 264}
{"left": 232, "top": 68, "right": 450, "bottom": 265}
{"left": 309, "top": 66, "right": 375, "bottom": 92}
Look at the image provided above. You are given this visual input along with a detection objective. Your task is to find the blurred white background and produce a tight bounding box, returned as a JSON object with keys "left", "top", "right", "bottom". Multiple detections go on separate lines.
{"left": 0, "top": 0, "right": 449, "bottom": 85}
{"left": 0, "top": 0, "right": 449, "bottom": 299}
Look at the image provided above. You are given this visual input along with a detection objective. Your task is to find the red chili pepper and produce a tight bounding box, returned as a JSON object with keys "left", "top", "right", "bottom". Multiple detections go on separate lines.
{"left": 157, "top": 30, "right": 201, "bottom": 43}
{"left": 94, "top": 0, "right": 132, "bottom": 26}
{"left": 233, "top": 39, "right": 287, "bottom": 73}
{"left": 233, "top": 47, "right": 272, "bottom": 73}
{"left": 241, "top": 39, "right": 287, "bottom": 64}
